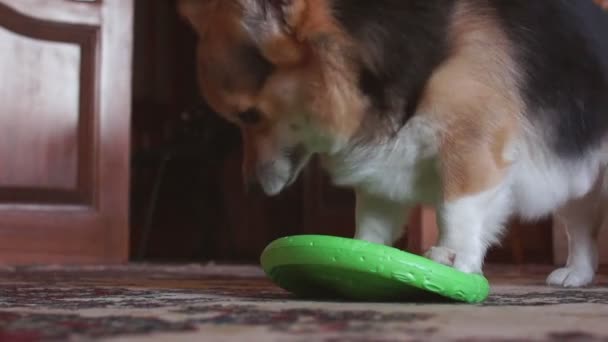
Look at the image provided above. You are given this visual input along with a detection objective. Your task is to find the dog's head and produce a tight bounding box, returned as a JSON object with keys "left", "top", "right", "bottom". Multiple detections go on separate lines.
{"left": 178, "top": 0, "right": 371, "bottom": 195}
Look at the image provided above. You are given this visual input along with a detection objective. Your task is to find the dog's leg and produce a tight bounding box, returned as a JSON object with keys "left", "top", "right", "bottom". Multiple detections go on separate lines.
{"left": 547, "top": 194, "right": 602, "bottom": 287}
{"left": 354, "top": 190, "right": 410, "bottom": 246}
{"left": 411, "top": 10, "right": 522, "bottom": 273}
{"left": 417, "top": 114, "right": 516, "bottom": 274}
{"left": 426, "top": 183, "right": 511, "bottom": 274}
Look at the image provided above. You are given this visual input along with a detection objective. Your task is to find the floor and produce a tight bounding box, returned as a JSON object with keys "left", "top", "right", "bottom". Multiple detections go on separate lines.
{"left": 0, "top": 264, "right": 606, "bottom": 342}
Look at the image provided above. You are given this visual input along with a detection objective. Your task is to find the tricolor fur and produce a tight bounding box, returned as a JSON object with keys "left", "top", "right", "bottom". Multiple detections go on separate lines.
{"left": 179, "top": 0, "right": 608, "bottom": 287}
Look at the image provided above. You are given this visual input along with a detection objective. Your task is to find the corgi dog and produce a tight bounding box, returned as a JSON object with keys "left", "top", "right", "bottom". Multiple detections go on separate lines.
{"left": 178, "top": 0, "right": 608, "bottom": 287}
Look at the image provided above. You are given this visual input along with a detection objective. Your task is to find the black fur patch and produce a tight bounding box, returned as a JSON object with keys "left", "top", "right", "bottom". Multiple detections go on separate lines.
{"left": 331, "top": 0, "right": 455, "bottom": 133}
{"left": 491, "top": 0, "right": 608, "bottom": 156}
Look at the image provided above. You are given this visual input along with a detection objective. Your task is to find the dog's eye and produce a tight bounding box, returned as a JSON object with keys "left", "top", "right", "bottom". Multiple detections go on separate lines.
{"left": 238, "top": 109, "right": 262, "bottom": 125}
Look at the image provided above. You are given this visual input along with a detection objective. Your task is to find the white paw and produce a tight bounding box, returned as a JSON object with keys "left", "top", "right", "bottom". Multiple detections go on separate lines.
{"left": 425, "top": 246, "right": 483, "bottom": 274}
{"left": 546, "top": 267, "right": 595, "bottom": 288}
{"left": 425, "top": 246, "right": 456, "bottom": 266}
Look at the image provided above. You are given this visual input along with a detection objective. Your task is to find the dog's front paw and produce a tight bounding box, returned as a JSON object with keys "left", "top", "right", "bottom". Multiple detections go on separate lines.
{"left": 425, "top": 246, "right": 456, "bottom": 266}
{"left": 424, "top": 246, "right": 483, "bottom": 274}
{"left": 546, "top": 267, "right": 595, "bottom": 288}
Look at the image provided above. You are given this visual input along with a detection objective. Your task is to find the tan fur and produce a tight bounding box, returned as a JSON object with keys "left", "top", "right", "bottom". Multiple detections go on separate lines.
{"left": 241, "top": 126, "right": 277, "bottom": 181}
{"left": 258, "top": 0, "right": 368, "bottom": 139}
{"left": 252, "top": 0, "right": 307, "bottom": 66}
{"left": 418, "top": 1, "right": 523, "bottom": 202}
{"left": 180, "top": 1, "right": 256, "bottom": 116}
{"left": 258, "top": 35, "right": 305, "bottom": 67}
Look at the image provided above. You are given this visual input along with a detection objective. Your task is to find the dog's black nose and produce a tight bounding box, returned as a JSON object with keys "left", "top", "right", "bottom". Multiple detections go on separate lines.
{"left": 245, "top": 181, "right": 265, "bottom": 196}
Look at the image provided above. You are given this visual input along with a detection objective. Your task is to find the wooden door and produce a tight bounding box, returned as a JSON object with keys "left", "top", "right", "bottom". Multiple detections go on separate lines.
{"left": 0, "top": 0, "right": 133, "bottom": 264}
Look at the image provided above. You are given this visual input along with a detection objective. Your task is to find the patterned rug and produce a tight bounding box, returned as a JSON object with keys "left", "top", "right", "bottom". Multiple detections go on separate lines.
{"left": 0, "top": 264, "right": 606, "bottom": 342}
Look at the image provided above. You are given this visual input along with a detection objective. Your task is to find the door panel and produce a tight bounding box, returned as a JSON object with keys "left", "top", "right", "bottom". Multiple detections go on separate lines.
{"left": 0, "top": 0, "right": 133, "bottom": 264}
{"left": 3, "top": 0, "right": 101, "bottom": 26}
{"left": 0, "top": 29, "right": 80, "bottom": 191}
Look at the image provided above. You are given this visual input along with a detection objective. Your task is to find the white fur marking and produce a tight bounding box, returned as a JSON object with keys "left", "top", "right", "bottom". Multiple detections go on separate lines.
{"left": 325, "top": 116, "right": 440, "bottom": 204}
{"left": 428, "top": 183, "right": 512, "bottom": 274}
{"left": 354, "top": 191, "right": 410, "bottom": 245}
{"left": 547, "top": 180, "right": 606, "bottom": 287}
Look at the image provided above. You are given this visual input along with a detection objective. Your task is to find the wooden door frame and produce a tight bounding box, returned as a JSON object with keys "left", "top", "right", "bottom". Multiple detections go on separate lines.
{"left": 0, "top": 0, "right": 133, "bottom": 264}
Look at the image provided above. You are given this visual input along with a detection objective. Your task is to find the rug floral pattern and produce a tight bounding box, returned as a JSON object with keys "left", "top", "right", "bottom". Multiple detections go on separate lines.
{"left": 0, "top": 264, "right": 606, "bottom": 341}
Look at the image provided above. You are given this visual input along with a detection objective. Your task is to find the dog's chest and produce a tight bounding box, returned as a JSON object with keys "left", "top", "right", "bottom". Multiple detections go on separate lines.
{"left": 322, "top": 118, "right": 441, "bottom": 204}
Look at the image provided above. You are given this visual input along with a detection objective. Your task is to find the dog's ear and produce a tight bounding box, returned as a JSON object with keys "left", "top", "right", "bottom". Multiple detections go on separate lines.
{"left": 241, "top": 0, "right": 309, "bottom": 66}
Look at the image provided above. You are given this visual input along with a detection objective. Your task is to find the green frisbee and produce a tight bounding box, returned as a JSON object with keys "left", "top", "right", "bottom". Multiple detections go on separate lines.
{"left": 260, "top": 235, "right": 490, "bottom": 303}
